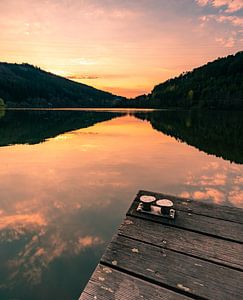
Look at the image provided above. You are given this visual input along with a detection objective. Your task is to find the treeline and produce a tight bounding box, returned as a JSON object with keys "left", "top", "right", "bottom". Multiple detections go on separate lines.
{"left": 119, "top": 51, "right": 243, "bottom": 110}
{"left": 0, "top": 63, "right": 123, "bottom": 108}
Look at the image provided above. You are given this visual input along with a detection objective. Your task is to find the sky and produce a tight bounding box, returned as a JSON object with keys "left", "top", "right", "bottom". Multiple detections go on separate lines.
{"left": 0, "top": 0, "right": 243, "bottom": 97}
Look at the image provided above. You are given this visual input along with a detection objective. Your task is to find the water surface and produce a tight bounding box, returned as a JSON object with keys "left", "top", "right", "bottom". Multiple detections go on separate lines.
{"left": 0, "top": 109, "right": 242, "bottom": 300}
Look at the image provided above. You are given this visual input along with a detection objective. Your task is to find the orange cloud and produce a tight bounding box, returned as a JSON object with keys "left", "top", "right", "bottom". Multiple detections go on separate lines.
{"left": 0, "top": 213, "right": 46, "bottom": 230}
{"left": 197, "top": 0, "right": 243, "bottom": 12}
{"left": 67, "top": 74, "right": 99, "bottom": 80}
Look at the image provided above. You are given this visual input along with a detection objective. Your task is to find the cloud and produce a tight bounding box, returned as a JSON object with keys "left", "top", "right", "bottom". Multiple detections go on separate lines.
{"left": 200, "top": 14, "right": 243, "bottom": 26}
{"left": 215, "top": 36, "right": 236, "bottom": 47}
{"left": 196, "top": 0, "right": 243, "bottom": 13}
{"left": 0, "top": 0, "right": 243, "bottom": 97}
{"left": 67, "top": 74, "right": 99, "bottom": 80}
{"left": 216, "top": 15, "right": 243, "bottom": 26}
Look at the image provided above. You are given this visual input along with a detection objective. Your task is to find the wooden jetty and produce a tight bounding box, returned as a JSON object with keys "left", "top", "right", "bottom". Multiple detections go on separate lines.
{"left": 80, "top": 190, "right": 243, "bottom": 300}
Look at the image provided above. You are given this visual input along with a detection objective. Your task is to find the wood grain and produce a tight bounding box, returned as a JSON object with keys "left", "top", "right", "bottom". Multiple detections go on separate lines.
{"left": 80, "top": 191, "right": 243, "bottom": 300}
{"left": 118, "top": 215, "right": 243, "bottom": 270}
{"left": 79, "top": 264, "right": 191, "bottom": 300}
{"left": 128, "top": 198, "right": 243, "bottom": 243}
{"left": 101, "top": 234, "right": 243, "bottom": 300}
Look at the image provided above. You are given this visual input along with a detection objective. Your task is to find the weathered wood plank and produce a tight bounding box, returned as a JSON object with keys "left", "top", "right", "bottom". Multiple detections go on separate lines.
{"left": 80, "top": 191, "right": 243, "bottom": 300}
{"left": 119, "top": 216, "right": 243, "bottom": 271}
{"left": 79, "top": 264, "right": 191, "bottom": 300}
{"left": 136, "top": 190, "right": 243, "bottom": 224}
{"left": 128, "top": 198, "right": 243, "bottom": 243}
{"left": 101, "top": 234, "right": 243, "bottom": 300}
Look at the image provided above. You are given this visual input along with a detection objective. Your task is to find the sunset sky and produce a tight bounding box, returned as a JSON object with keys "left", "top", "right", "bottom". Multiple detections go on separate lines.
{"left": 0, "top": 0, "right": 243, "bottom": 97}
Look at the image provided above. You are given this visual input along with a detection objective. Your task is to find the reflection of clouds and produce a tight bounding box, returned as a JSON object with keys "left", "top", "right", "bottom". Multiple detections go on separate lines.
{"left": 7, "top": 231, "right": 103, "bottom": 285}
{"left": 74, "top": 236, "right": 103, "bottom": 254}
{"left": 0, "top": 113, "right": 243, "bottom": 296}
{"left": 0, "top": 214, "right": 46, "bottom": 230}
{"left": 186, "top": 173, "right": 226, "bottom": 186}
{"left": 233, "top": 176, "right": 243, "bottom": 185}
{"left": 181, "top": 161, "right": 243, "bottom": 207}
{"left": 229, "top": 190, "right": 243, "bottom": 207}
{"left": 201, "top": 161, "right": 220, "bottom": 170}
{"left": 193, "top": 188, "right": 225, "bottom": 204}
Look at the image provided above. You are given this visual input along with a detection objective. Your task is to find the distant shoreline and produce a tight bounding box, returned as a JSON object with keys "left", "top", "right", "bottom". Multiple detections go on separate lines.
{"left": 4, "top": 107, "right": 158, "bottom": 112}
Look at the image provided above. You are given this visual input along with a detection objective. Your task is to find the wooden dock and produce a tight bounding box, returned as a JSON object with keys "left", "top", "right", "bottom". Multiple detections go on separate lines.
{"left": 80, "top": 190, "right": 243, "bottom": 300}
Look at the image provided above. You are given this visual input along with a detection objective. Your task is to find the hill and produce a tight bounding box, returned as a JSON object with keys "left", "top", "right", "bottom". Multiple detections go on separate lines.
{"left": 0, "top": 63, "right": 122, "bottom": 108}
{"left": 119, "top": 51, "right": 243, "bottom": 109}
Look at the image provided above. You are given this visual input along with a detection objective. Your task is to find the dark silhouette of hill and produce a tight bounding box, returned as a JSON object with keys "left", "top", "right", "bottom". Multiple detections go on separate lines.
{"left": 0, "top": 110, "right": 123, "bottom": 146}
{"left": 0, "top": 63, "right": 123, "bottom": 108}
{"left": 135, "top": 110, "right": 243, "bottom": 164}
{"left": 119, "top": 52, "right": 243, "bottom": 110}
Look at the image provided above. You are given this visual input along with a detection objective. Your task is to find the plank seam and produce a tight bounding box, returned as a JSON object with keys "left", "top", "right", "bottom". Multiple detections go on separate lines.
{"left": 117, "top": 232, "right": 243, "bottom": 272}
{"left": 99, "top": 261, "right": 207, "bottom": 300}
{"left": 126, "top": 213, "right": 243, "bottom": 244}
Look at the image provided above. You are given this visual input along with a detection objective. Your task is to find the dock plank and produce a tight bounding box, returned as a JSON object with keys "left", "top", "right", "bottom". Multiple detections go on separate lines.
{"left": 118, "top": 215, "right": 243, "bottom": 270}
{"left": 79, "top": 264, "right": 191, "bottom": 300}
{"left": 80, "top": 191, "right": 243, "bottom": 300}
{"left": 101, "top": 234, "right": 243, "bottom": 300}
{"left": 128, "top": 198, "right": 243, "bottom": 243}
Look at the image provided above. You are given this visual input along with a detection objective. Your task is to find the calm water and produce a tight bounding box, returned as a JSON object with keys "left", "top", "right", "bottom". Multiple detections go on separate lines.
{"left": 0, "top": 109, "right": 242, "bottom": 300}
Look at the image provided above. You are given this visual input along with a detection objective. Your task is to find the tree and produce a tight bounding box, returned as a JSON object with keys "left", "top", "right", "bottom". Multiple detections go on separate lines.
{"left": 0, "top": 98, "right": 5, "bottom": 108}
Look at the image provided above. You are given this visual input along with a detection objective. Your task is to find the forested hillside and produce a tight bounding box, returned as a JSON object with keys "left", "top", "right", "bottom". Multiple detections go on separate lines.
{"left": 0, "top": 63, "right": 122, "bottom": 108}
{"left": 119, "top": 52, "right": 243, "bottom": 110}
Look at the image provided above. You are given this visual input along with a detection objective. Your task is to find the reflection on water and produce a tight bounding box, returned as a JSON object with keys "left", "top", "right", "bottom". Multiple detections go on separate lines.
{"left": 0, "top": 110, "right": 123, "bottom": 146}
{"left": 0, "top": 109, "right": 242, "bottom": 300}
{"left": 135, "top": 110, "right": 243, "bottom": 164}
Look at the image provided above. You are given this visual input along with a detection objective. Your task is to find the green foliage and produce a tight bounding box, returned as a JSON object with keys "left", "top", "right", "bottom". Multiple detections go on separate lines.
{"left": 0, "top": 98, "right": 6, "bottom": 119}
{"left": 0, "top": 63, "right": 123, "bottom": 108}
{"left": 187, "top": 90, "right": 194, "bottom": 100}
{"left": 0, "top": 98, "right": 5, "bottom": 108}
{"left": 149, "top": 51, "right": 243, "bottom": 110}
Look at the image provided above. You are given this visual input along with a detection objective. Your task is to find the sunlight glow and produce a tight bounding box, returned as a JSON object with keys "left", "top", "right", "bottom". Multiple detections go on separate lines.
{"left": 0, "top": 0, "right": 242, "bottom": 96}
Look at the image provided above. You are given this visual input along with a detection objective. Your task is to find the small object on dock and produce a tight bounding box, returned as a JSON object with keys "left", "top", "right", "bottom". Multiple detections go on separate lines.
{"left": 79, "top": 190, "right": 243, "bottom": 300}
{"left": 139, "top": 195, "right": 156, "bottom": 211}
{"left": 137, "top": 196, "right": 175, "bottom": 219}
{"left": 156, "top": 198, "right": 173, "bottom": 215}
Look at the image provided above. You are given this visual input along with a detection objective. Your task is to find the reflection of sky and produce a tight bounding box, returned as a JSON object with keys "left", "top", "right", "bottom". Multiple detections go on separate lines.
{"left": 0, "top": 114, "right": 242, "bottom": 299}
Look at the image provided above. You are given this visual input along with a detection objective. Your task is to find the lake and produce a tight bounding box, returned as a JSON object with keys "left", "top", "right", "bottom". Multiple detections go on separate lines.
{"left": 0, "top": 108, "right": 242, "bottom": 300}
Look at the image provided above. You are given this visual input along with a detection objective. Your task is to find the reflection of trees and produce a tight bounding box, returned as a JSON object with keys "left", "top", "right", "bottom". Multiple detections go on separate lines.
{"left": 0, "top": 97, "right": 5, "bottom": 119}
{"left": 0, "top": 110, "right": 123, "bottom": 146}
{"left": 135, "top": 110, "right": 243, "bottom": 164}
{"left": 0, "top": 109, "right": 5, "bottom": 120}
